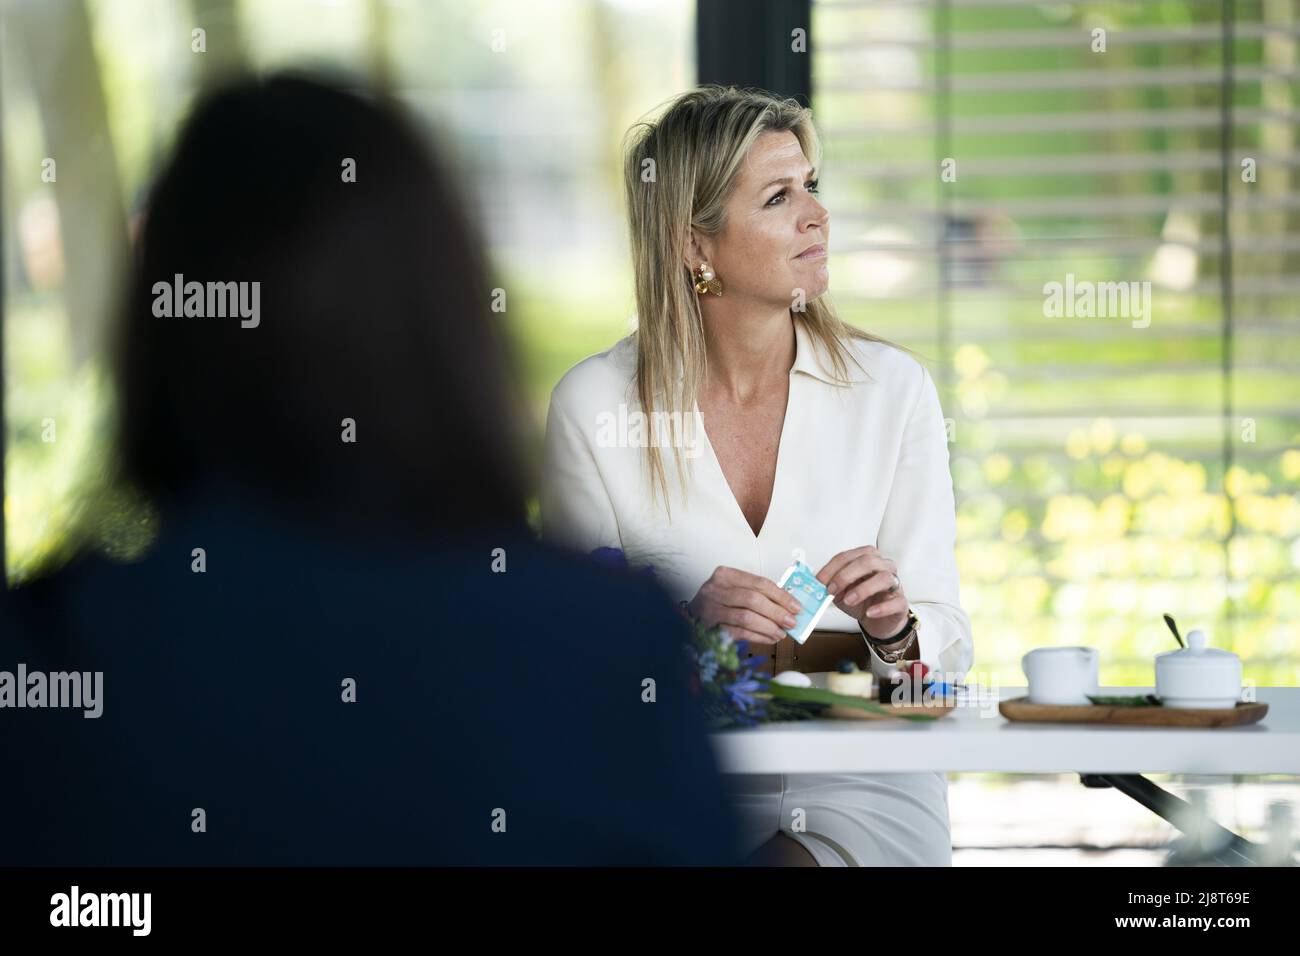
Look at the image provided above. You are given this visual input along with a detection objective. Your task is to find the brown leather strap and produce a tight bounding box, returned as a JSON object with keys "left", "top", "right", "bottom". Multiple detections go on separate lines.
{"left": 741, "top": 628, "right": 870, "bottom": 677}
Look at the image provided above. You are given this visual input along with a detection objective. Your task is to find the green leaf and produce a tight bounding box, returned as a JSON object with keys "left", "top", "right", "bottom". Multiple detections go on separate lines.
{"left": 765, "top": 683, "right": 941, "bottom": 722}
{"left": 1084, "top": 693, "right": 1162, "bottom": 707}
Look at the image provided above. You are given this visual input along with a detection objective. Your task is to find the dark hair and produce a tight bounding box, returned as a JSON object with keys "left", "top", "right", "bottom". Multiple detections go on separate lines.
{"left": 113, "top": 72, "right": 530, "bottom": 538}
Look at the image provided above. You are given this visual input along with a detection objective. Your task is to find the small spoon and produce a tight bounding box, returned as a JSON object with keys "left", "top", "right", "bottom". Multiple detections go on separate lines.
{"left": 1163, "top": 614, "right": 1186, "bottom": 649}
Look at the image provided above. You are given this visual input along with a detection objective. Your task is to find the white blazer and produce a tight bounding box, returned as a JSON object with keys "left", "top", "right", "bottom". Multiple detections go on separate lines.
{"left": 540, "top": 317, "right": 975, "bottom": 682}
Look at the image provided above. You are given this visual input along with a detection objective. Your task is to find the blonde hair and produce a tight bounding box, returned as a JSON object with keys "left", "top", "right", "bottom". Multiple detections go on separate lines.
{"left": 622, "top": 84, "right": 905, "bottom": 517}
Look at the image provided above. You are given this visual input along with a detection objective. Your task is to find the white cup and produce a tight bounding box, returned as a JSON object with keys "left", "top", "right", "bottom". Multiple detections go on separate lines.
{"left": 1022, "top": 646, "right": 1100, "bottom": 706}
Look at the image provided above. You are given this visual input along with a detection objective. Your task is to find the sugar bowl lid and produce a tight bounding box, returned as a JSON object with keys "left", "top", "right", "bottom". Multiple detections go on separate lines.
{"left": 1156, "top": 628, "right": 1237, "bottom": 670}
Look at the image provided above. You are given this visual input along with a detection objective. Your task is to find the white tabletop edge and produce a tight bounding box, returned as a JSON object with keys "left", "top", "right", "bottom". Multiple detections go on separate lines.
{"left": 708, "top": 686, "right": 1300, "bottom": 775}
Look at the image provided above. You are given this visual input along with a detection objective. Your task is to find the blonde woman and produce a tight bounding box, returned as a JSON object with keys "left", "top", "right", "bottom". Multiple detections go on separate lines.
{"left": 541, "top": 86, "right": 974, "bottom": 866}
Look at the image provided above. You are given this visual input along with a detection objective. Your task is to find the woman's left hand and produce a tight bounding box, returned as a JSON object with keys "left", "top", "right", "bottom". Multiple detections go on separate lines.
{"left": 815, "top": 546, "right": 909, "bottom": 640}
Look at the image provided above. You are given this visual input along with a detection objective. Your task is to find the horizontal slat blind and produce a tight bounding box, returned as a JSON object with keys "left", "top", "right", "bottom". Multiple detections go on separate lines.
{"left": 813, "top": 0, "right": 1300, "bottom": 683}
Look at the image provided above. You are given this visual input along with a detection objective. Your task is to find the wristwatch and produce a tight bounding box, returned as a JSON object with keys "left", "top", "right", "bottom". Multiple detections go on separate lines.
{"left": 859, "top": 607, "right": 920, "bottom": 665}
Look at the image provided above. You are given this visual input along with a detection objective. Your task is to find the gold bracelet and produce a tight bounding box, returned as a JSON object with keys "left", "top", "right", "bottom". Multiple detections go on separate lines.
{"left": 858, "top": 609, "right": 920, "bottom": 664}
{"left": 870, "top": 628, "right": 917, "bottom": 665}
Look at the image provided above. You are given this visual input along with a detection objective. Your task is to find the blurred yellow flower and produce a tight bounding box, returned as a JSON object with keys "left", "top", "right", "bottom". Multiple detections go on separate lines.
{"left": 1066, "top": 428, "right": 1090, "bottom": 460}
{"left": 1281, "top": 449, "right": 1300, "bottom": 482}
{"left": 1225, "top": 465, "right": 1267, "bottom": 498}
{"left": 982, "top": 453, "right": 1013, "bottom": 484}
{"left": 1167, "top": 460, "right": 1207, "bottom": 496}
{"left": 1001, "top": 509, "right": 1030, "bottom": 541}
{"left": 1042, "top": 495, "right": 1097, "bottom": 541}
{"left": 1120, "top": 432, "right": 1148, "bottom": 455}
{"left": 1097, "top": 494, "right": 1130, "bottom": 537}
{"left": 1089, "top": 418, "right": 1116, "bottom": 454}
{"left": 1123, "top": 459, "right": 1155, "bottom": 499}
{"left": 953, "top": 343, "right": 990, "bottom": 380}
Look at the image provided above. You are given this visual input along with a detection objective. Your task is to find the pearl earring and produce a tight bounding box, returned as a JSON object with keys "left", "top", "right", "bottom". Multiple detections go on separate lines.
{"left": 693, "top": 262, "right": 722, "bottom": 296}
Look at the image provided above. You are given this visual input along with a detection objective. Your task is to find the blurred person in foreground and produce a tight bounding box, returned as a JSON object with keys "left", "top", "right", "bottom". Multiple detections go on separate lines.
{"left": 0, "top": 73, "right": 740, "bottom": 866}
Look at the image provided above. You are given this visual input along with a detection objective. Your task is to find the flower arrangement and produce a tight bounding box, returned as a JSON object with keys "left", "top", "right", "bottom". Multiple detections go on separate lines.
{"left": 681, "top": 612, "right": 816, "bottom": 728}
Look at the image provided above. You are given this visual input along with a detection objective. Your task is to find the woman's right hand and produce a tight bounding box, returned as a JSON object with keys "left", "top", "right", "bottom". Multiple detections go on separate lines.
{"left": 687, "top": 566, "right": 802, "bottom": 645}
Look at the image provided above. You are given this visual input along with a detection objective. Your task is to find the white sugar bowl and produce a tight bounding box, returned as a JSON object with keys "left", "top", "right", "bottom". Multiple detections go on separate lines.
{"left": 1155, "top": 629, "right": 1242, "bottom": 709}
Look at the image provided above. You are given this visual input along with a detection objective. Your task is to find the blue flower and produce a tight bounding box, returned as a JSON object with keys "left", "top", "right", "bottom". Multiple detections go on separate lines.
{"left": 730, "top": 651, "right": 773, "bottom": 715}
{"left": 726, "top": 677, "right": 763, "bottom": 713}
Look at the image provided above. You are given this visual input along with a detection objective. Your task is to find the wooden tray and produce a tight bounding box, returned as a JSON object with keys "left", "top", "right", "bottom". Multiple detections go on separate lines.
{"left": 826, "top": 699, "right": 957, "bottom": 721}
{"left": 999, "top": 696, "right": 1268, "bottom": 727}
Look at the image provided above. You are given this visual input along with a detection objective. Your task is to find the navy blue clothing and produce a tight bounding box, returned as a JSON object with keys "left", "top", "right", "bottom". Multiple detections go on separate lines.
{"left": 0, "top": 491, "right": 741, "bottom": 865}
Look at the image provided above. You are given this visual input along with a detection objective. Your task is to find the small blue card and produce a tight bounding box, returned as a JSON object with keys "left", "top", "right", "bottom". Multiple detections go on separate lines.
{"left": 776, "top": 560, "right": 835, "bottom": 645}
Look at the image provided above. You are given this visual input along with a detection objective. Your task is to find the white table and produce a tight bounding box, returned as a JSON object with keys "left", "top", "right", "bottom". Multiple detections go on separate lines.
{"left": 710, "top": 681, "right": 1300, "bottom": 865}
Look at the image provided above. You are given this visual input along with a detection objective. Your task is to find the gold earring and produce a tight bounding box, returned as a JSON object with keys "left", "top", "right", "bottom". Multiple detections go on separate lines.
{"left": 694, "top": 262, "right": 722, "bottom": 296}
